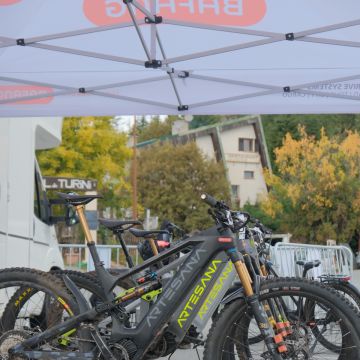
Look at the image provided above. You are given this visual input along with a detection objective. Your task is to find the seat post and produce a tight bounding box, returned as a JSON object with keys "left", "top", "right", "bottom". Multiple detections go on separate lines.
{"left": 115, "top": 231, "right": 135, "bottom": 268}
{"left": 75, "top": 205, "right": 93, "bottom": 243}
{"left": 74, "top": 204, "right": 116, "bottom": 300}
{"left": 148, "top": 238, "right": 159, "bottom": 256}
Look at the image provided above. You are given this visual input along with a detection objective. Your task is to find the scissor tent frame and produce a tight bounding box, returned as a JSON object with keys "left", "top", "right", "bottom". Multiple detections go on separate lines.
{"left": 0, "top": 0, "right": 359, "bottom": 116}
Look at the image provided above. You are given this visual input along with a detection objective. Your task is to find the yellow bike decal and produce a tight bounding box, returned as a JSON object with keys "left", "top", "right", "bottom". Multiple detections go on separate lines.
{"left": 177, "top": 259, "right": 222, "bottom": 328}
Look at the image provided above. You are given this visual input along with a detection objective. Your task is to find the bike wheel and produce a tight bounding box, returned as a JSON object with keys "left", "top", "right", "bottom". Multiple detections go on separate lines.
{"left": 330, "top": 282, "right": 360, "bottom": 309}
{"left": 204, "top": 278, "right": 360, "bottom": 360}
{"left": 0, "top": 268, "right": 79, "bottom": 357}
{"left": 2, "top": 268, "right": 136, "bottom": 331}
{"left": 309, "top": 281, "right": 360, "bottom": 353}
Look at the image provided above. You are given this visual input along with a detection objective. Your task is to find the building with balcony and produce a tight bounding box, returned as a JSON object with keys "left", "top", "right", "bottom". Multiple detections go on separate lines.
{"left": 137, "top": 116, "right": 271, "bottom": 207}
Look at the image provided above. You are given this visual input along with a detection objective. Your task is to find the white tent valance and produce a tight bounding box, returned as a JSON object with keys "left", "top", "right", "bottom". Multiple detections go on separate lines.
{"left": 0, "top": 0, "right": 359, "bottom": 116}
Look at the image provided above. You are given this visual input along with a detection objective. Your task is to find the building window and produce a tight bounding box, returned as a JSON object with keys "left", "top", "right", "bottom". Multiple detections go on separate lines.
{"left": 231, "top": 185, "right": 239, "bottom": 198}
{"left": 254, "top": 139, "right": 259, "bottom": 152}
{"left": 34, "top": 162, "right": 50, "bottom": 224}
{"left": 244, "top": 171, "right": 254, "bottom": 179}
{"left": 34, "top": 174, "right": 41, "bottom": 219}
{"left": 239, "top": 138, "right": 257, "bottom": 152}
{"left": 231, "top": 185, "right": 240, "bottom": 206}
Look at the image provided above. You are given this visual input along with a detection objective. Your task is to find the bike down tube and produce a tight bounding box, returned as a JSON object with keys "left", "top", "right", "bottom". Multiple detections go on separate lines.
{"left": 169, "top": 251, "right": 230, "bottom": 339}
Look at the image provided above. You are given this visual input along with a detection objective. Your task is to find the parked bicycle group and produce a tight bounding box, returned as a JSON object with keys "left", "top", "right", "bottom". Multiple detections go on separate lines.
{"left": 1, "top": 192, "right": 360, "bottom": 359}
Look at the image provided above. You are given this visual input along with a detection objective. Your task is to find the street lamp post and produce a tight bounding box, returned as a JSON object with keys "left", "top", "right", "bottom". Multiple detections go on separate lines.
{"left": 132, "top": 116, "right": 138, "bottom": 219}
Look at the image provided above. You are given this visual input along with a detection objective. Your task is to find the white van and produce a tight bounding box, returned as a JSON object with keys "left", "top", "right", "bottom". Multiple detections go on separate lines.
{"left": 0, "top": 117, "right": 64, "bottom": 271}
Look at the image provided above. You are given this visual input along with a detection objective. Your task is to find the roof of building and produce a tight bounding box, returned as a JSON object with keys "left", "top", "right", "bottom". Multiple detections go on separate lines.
{"left": 136, "top": 116, "right": 271, "bottom": 170}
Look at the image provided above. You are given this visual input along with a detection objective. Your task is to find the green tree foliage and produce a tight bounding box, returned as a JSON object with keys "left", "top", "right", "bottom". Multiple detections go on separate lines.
{"left": 37, "top": 117, "right": 132, "bottom": 214}
{"left": 136, "top": 115, "right": 224, "bottom": 143}
{"left": 137, "top": 142, "right": 230, "bottom": 232}
{"left": 262, "top": 114, "right": 360, "bottom": 171}
{"left": 261, "top": 127, "right": 360, "bottom": 244}
{"left": 137, "top": 116, "right": 180, "bottom": 143}
{"left": 242, "top": 202, "right": 281, "bottom": 233}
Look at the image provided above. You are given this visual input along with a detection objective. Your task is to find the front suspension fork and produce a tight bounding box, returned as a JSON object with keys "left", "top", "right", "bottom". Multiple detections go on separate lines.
{"left": 260, "top": 262, "right": 292, "bottom": 336}
{"left": 228, "top": 249, "right": 286, "bottom": 357}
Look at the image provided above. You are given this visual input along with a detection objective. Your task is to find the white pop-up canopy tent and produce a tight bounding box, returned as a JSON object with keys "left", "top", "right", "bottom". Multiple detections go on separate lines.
{"left": 0, "top": 0, "right": 359, "bottom": 116}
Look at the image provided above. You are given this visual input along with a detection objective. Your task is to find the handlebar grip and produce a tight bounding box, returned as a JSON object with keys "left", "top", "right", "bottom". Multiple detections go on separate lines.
{"left": 201, "top": 193, "right": 218, "bottom": 207}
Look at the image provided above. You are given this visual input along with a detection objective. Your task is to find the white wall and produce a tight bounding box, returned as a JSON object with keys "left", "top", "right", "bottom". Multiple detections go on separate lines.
{"left": 6, "top": 119, "right": 34, "bottom": 266}
{"left": 0, "top": 117, "right": 63, "bottom": 270}
{"left": 196, "top": 135, "right": 216, "bottom": 160}
{"left": 221, "top": 125, "right": 268, "bottom": 206}
{"left": 194, "top": 124, "right": 268, "bottom": 207}
{"left": 221, "top": 125, "right": 255, "bottom": 154}
{"left": 35, "top": 118, "right": 62, "bottom": 150}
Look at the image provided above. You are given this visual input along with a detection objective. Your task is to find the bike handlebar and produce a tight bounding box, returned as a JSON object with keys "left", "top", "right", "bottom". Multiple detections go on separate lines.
{"left": 201, "top": 193, "right": 251, "bottom": 230}
{"left": 200, "top": 194, "right": 273, "bottom": 235}
{"left": 200, "top": 193, "right": 218, "bottom": 208}
{"left": 248, "top": 217, "right": 272, "bottom": 234}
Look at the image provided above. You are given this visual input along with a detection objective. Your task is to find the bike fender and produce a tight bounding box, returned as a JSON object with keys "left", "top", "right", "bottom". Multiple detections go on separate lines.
{"left": 63, "top": 274, "right": 90, "bottom": 313}
{"left": 221, "top": 285, "right": 245, "bottom": 306}
{"left": 347, "top": 281, "right": 360, "bottom": 298}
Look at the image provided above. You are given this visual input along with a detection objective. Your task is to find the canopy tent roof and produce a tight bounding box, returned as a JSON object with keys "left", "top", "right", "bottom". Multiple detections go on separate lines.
{"left": 0, "top": 0, "right": 359, "bottom": 116}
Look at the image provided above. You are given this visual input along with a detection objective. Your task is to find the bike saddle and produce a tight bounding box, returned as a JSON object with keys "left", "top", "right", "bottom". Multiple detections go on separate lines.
{"left": 99, "top": 219, "right": 142, "bottom": 232}
{"left": 57, "top": 192, "right": 103, "bottom": 206}
{"left": 296, "top": 259, "right": 321, "bottom": 271}
{"left": 129, "top": 228, "right": 169, "bottom": 239}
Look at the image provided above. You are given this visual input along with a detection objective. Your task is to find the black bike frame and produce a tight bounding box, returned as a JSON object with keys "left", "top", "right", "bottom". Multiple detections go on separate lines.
{"left": 12, "top": 227, "right": 247, "bottom": 359}
{"left": 11, "top": 201, "right": 281, "bottom": 360}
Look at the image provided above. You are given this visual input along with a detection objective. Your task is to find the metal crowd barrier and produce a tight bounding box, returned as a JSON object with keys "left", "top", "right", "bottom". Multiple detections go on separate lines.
{"left": 59, "top": 244, "right": 140, "bottom": 271}
{"left": 60, "top": 241, "right": 354, "bottom": 278}
{"left": 269, "top": 242, "right": 353, "bottom": 278}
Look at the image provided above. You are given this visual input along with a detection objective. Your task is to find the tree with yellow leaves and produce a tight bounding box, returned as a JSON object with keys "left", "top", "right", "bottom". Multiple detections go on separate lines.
{"left": 262, "top": 127, "right": 360, "bottom": 244}
{"left": 37, "top": 117, "right": 132, "bottom": 216}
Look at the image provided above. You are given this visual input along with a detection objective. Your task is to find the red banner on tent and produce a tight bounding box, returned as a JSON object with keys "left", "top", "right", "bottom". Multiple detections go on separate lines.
{"left": 0, "top": 86, "right": 54, "bottom": 105}
{"left": 0, "top": 0, "right": 22, "bottom": 5}
{"left": 83, "top": 0, "right": 266, "bottom": 26}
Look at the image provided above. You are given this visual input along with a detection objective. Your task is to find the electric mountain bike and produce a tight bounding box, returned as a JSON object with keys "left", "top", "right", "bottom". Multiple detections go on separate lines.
{"left": 2, "top": 193, "right": 360, "bottom": 359}
{"left": 213, "top": 218, "right": 360, "bottom": 358}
